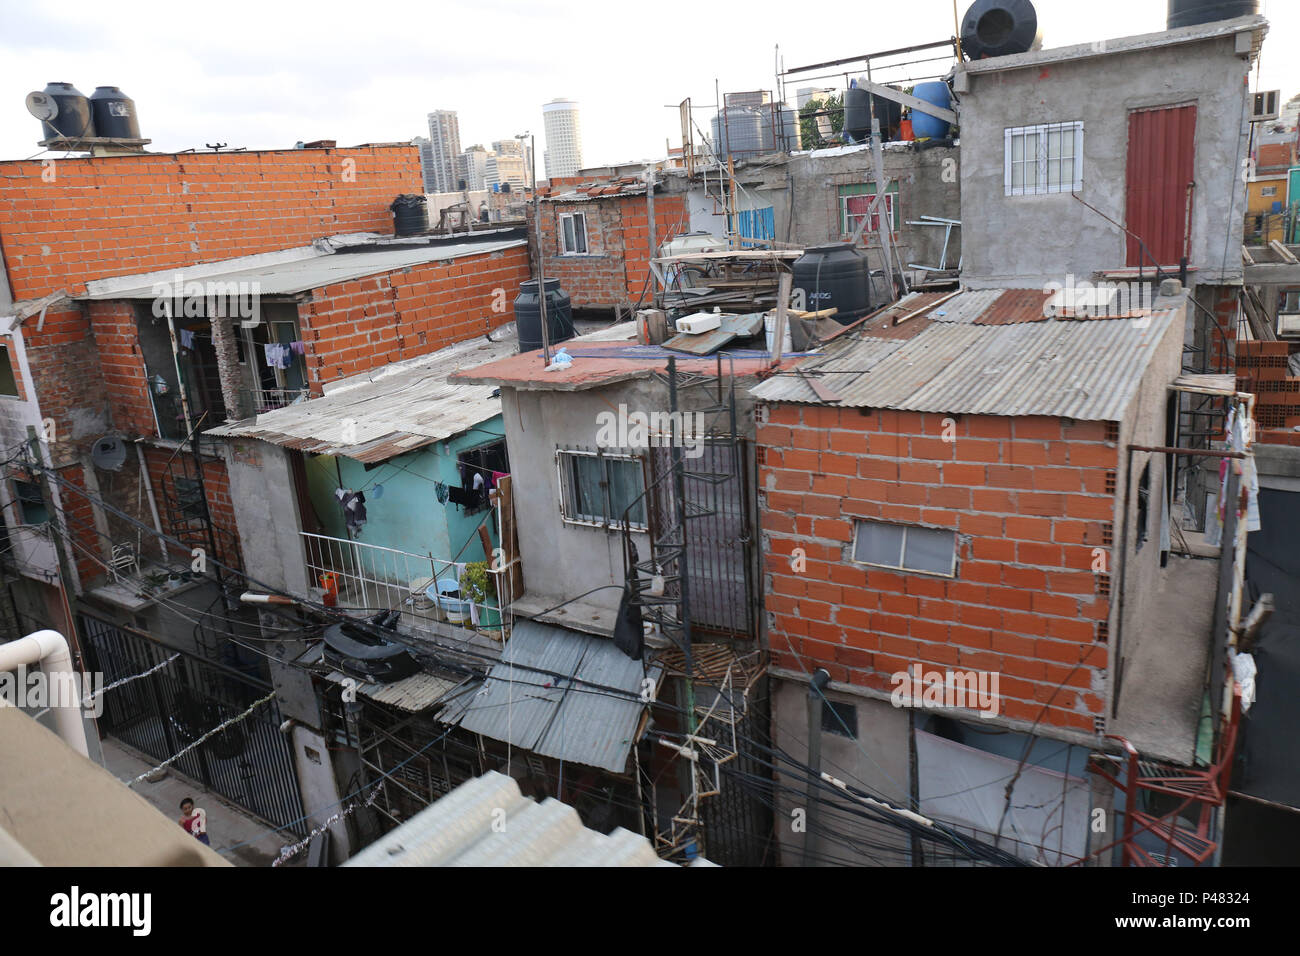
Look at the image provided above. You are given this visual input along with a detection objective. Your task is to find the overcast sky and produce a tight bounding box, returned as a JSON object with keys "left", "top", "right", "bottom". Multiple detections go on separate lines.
{"left": 0, "top": 0, "right": 1295, "bottom": 168}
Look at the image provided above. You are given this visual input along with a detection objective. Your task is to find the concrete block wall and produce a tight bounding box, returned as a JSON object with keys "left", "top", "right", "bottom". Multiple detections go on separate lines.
{"left": 758, "top": 404, "right": 1119, "bottom": 734}
{"left": 301, "top": 244, "right": 530, "bottom": 388}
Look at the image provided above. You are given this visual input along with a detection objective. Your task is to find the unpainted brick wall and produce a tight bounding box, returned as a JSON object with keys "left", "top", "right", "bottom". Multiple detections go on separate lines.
{"left": 301, "top": 245, "right": 531, "bottom": 388}
{"left": 537, "top": 193, "right": 688, "bottom": 308}
{"left": 0, "top": 146, "right": 421, "bottom": 302}
{"left": 758, "top": 404, "right": 1119, "bottom": 734}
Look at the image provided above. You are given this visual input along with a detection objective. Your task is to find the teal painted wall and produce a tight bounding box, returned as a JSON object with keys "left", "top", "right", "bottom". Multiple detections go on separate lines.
{"left": 304, "top": 416, "right": 507, "bottom": 583}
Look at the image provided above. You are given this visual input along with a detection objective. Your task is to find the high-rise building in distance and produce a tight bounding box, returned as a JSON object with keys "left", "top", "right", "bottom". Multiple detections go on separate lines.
{"left": 542, "top": 99, "right": 583, "bottom": 180}
{"left": 411, "top": 135, "right": 437, "bottom": 192}
{"left": 457, "top": 145, "right": 490, "bottom": 193}
{"left": 426, "top": 109, "right": 462, "bottom": 193}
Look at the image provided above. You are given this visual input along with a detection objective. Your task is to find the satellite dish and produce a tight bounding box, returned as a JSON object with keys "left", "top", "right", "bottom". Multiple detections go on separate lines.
{"left": 91, "top": 435, "right": 127, "bottom": 471}
{"left": 25, "top": 91, "right": 58, "bottom": 123}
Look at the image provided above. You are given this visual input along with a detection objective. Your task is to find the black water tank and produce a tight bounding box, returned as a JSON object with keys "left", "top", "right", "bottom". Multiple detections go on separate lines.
{"left": 1168, "top": 0, "right": 1258, "bottom": 28}
{"left": 38, "top": 82, "right": 94, "bottom": 141}
{"left": 961, "top": 0, "right": 1040, "bottom": 59}
{"left": 514, "top": 278, "right": 575, "bottom": 353}
{"left": 390, "top": 194, "right": 428, "bottom": 236}
{"left": 793, "top": 245, "right": 871, "bottom": 325}
{"left": 842, "top": 86, "right": 903, "bottom": 143}
{"left": 89, "top": 86, "right": 140, "bottom": 139}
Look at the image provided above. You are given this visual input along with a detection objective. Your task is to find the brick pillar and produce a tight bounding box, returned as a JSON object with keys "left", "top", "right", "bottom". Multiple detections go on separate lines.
{"left": 211, "top": 316, "right": 249, "bottom": 421}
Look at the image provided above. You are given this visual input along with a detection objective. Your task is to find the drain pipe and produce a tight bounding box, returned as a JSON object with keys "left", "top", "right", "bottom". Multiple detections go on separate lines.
{"left": 0, "top": 630, "right": 89, "bottom": 757}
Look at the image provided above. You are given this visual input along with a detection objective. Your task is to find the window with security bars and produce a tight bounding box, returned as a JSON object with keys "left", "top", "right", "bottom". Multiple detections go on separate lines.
{"left": 556, "top": 449, "right": 646, "bottom": 529}
{"left": 559, "top": 212, "right": 588, "bottom": 254}
{"left": 1004, "top": 122, "right": 1083, "bottom": 195}
{"left": 852, "top": 520, "right": 956, "bottom": 576}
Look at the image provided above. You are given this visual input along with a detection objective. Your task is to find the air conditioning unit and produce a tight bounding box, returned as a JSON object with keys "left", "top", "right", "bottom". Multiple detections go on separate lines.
{"left": 1252, "top": 90, "right": 1280, "bottom": 123}
{"left": 1277, "top": 313, "right": 1300, "bottom": 337}
{"left": 675, "top": 312, "right": 722, "bottom": 335}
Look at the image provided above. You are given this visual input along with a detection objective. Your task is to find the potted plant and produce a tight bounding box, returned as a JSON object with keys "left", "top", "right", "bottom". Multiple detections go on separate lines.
{"left": 460, "top": 561, "right": 501, "bottom": 631}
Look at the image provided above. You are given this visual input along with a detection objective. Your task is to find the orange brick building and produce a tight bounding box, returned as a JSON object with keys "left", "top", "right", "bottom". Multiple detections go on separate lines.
{"left": 0, "top": 144, "right": 529, "bottom": 634}
{"left": 535, "top": 176, "right": 688, "bottom": 311}
{"left": 750, "top": 287, "right": 1208, "bottom": 864}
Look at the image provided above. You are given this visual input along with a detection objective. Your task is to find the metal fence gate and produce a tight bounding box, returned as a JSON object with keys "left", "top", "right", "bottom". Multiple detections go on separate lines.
{"left": 80, "top": 615, "right": 307, "bottom": 837}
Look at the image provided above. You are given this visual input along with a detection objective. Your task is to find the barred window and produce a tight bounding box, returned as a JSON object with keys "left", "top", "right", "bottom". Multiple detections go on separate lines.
{"left": 1004, "top": 122, "right": 1083, "bottom": 196}
{"left": 556, "top": 449, "right": 646, "bottom": 529}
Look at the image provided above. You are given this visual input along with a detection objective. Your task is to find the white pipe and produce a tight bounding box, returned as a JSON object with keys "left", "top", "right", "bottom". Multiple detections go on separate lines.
{"left": 0, "top": 630, "right": 89, "bottom": 757}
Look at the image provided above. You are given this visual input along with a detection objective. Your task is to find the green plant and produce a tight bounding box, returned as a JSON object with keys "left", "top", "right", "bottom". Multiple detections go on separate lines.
{"left": 799, "top": 93, "right": 843, "bottom": 150}
{"left": 460, "top": 561, "right": 496, "bottom": 605}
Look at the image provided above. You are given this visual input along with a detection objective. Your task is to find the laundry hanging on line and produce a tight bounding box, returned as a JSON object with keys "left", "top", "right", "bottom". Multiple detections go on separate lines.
{"left": 334, "top": 487, "right": 367, "bottom": 533}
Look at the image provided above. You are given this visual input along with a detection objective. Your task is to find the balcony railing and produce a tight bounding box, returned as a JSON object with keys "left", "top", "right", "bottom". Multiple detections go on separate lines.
{"left": 245, "top": 386, "right": 310, "bottom": 414}
{"left": 301, "top": 532, "right": 502, "bottom": 639}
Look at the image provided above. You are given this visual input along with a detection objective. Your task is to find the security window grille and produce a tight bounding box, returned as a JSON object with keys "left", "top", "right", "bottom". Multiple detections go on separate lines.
{"left": 1004, "top": 122, "right": 1083, "bottom": 195}
{"left": 821, "top": 700, "right": 858, "bottom": 738}
{"left": 852, "top": 520, "right": 956, "bottom": 576}
{"left": 14, "top": 480, "right": 48, "bottom": 525}
{"left": 560, "top": 212, "right": 588, "bottom": 254}
{"left": 557, "top": 450, "right": 646, "bottom": 529}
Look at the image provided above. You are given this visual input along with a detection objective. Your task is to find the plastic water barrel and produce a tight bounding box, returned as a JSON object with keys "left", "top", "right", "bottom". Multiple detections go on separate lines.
{"left": 792, "top": 244, "right": 872, "bottom": 325}
{"left": 910, "top": 82, "right": 952, "bottom": 140}
{"left": 514, "top": 278, "right": 575, "bottom": 353}
{"left": 89, "top": 86, "right": 141, "bottom": 139}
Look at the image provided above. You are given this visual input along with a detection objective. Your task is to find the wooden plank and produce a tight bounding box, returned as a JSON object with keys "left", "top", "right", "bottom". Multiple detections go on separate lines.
{"left": 770, "top": 273, "right": 792, "bottom": 367}
{"left": 1270, "top": 239, "right": 1299, "bottom": 264}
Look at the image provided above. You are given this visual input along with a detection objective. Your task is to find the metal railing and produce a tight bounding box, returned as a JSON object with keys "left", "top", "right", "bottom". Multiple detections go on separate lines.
{"left": 244, "top": 386, "right": 310, "bottom": 413}
{"left": 301, "top": 532, "right": 473, "bottom": 636}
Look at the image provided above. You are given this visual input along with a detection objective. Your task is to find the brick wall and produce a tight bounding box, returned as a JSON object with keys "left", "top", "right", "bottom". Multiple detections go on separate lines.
{"left": 142, "top": 447, "right": 241, "bottom": 566}
{"left": 759, "top": 404, "right": 1118, "bottom": 734}
{"left": 538, "top": 193, "right": 688, "bottom": 308}
{"left": 1237, "top": 339, "right": 1300, "bottom": 445}
{"left": 0, "top": 146, "right": 421, "bottom": 302}
{"left": 301, "top": 244, "right": 530, "bottom": 388}
{"left": 2, "top": 145, "right": 422, "bottom": 449}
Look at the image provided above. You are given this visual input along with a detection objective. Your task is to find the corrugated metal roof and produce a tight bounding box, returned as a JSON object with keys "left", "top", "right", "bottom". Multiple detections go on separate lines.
{"left": 754, "top": 291, "right": 1182, "bottom": 420}
{"left": 78, "top": 238, "right": 527, "bottom": 300}
{"left": 445, "top": 620, "right": 661, "bottom": 774}
{"left": 208, "top": 336, "right": 513, "bottom": 462}
{"left": 344, "top": 771, "right": 710, "bottom": 866}
{"left": 320, "top": 669, "right": 467, "bottom": 713}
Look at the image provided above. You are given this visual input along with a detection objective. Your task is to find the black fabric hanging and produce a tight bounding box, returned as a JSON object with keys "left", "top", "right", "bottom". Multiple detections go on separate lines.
{"left": 613, "top": 541, "right": 644, "bottom": 661}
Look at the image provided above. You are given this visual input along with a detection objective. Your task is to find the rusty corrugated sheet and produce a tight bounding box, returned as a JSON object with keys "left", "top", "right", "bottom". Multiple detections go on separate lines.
{"left": 751, "top": 300, "right": 1182, "bottom": 421}
{"left": 1126, "top": 104, "right": 1197, "bottom": 267}
{"left": 971, "top": 288, "right": 1053, "bottom": 324}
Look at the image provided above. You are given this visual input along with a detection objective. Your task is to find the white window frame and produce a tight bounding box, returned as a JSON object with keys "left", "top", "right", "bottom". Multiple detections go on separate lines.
{"left": 555, "top": 449, "right": 647, "bottom": 530}
{"left": 851, "top": 519, "right": 957, "bottom": 577}
{"left": 1003, "top": 122, "right": 1084, "bottom": 196}
{"left": 841, "top": 191, "right": 896, "bottom": 237}
{"left": 559, "top": 211, "right": 589, "bottom": 255}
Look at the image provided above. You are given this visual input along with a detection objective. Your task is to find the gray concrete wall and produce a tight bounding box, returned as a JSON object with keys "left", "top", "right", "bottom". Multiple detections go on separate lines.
{"left": 1111, "top": 297, "right": 1191, "bottom": 723}
{"left": 770, "top": 677, "right": 912, "bottom": 866}
{"left": 501, "top": 375, "right": 758, "bottom": 617}
{"left": 222, "top": 440, "right": 310, "bottom": 596}
{"left": 290, "top": 723, "right": 351, "bottom": 861}
{"left": 957, "top": 35, "right": 1251, "bottom": 289}
{"left": 787, "top": 143, "right": 961, "bottom": 274}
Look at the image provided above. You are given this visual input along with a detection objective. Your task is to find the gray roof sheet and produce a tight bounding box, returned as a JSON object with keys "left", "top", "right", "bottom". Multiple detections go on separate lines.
{"left": 78, "top": 238, "right": 527, "bottom": 300}
{"left": 751, "top": 290, "right": 1182, "bottom": 421}
{"left": 445, "top": 620, "right": 660, "bottom": 774}
{"left": 208, "top": 335, "right": 514, "bottom": 462}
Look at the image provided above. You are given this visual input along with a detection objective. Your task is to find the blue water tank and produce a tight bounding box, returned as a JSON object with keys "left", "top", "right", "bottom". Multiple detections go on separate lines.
{"left": 910, "top": 82, "right": 952, "bottom": 140}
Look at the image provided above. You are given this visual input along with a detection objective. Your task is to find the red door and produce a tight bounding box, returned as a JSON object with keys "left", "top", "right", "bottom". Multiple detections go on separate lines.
{"left": 1125, "top": 104, "right": 1197, "bottom": 268}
